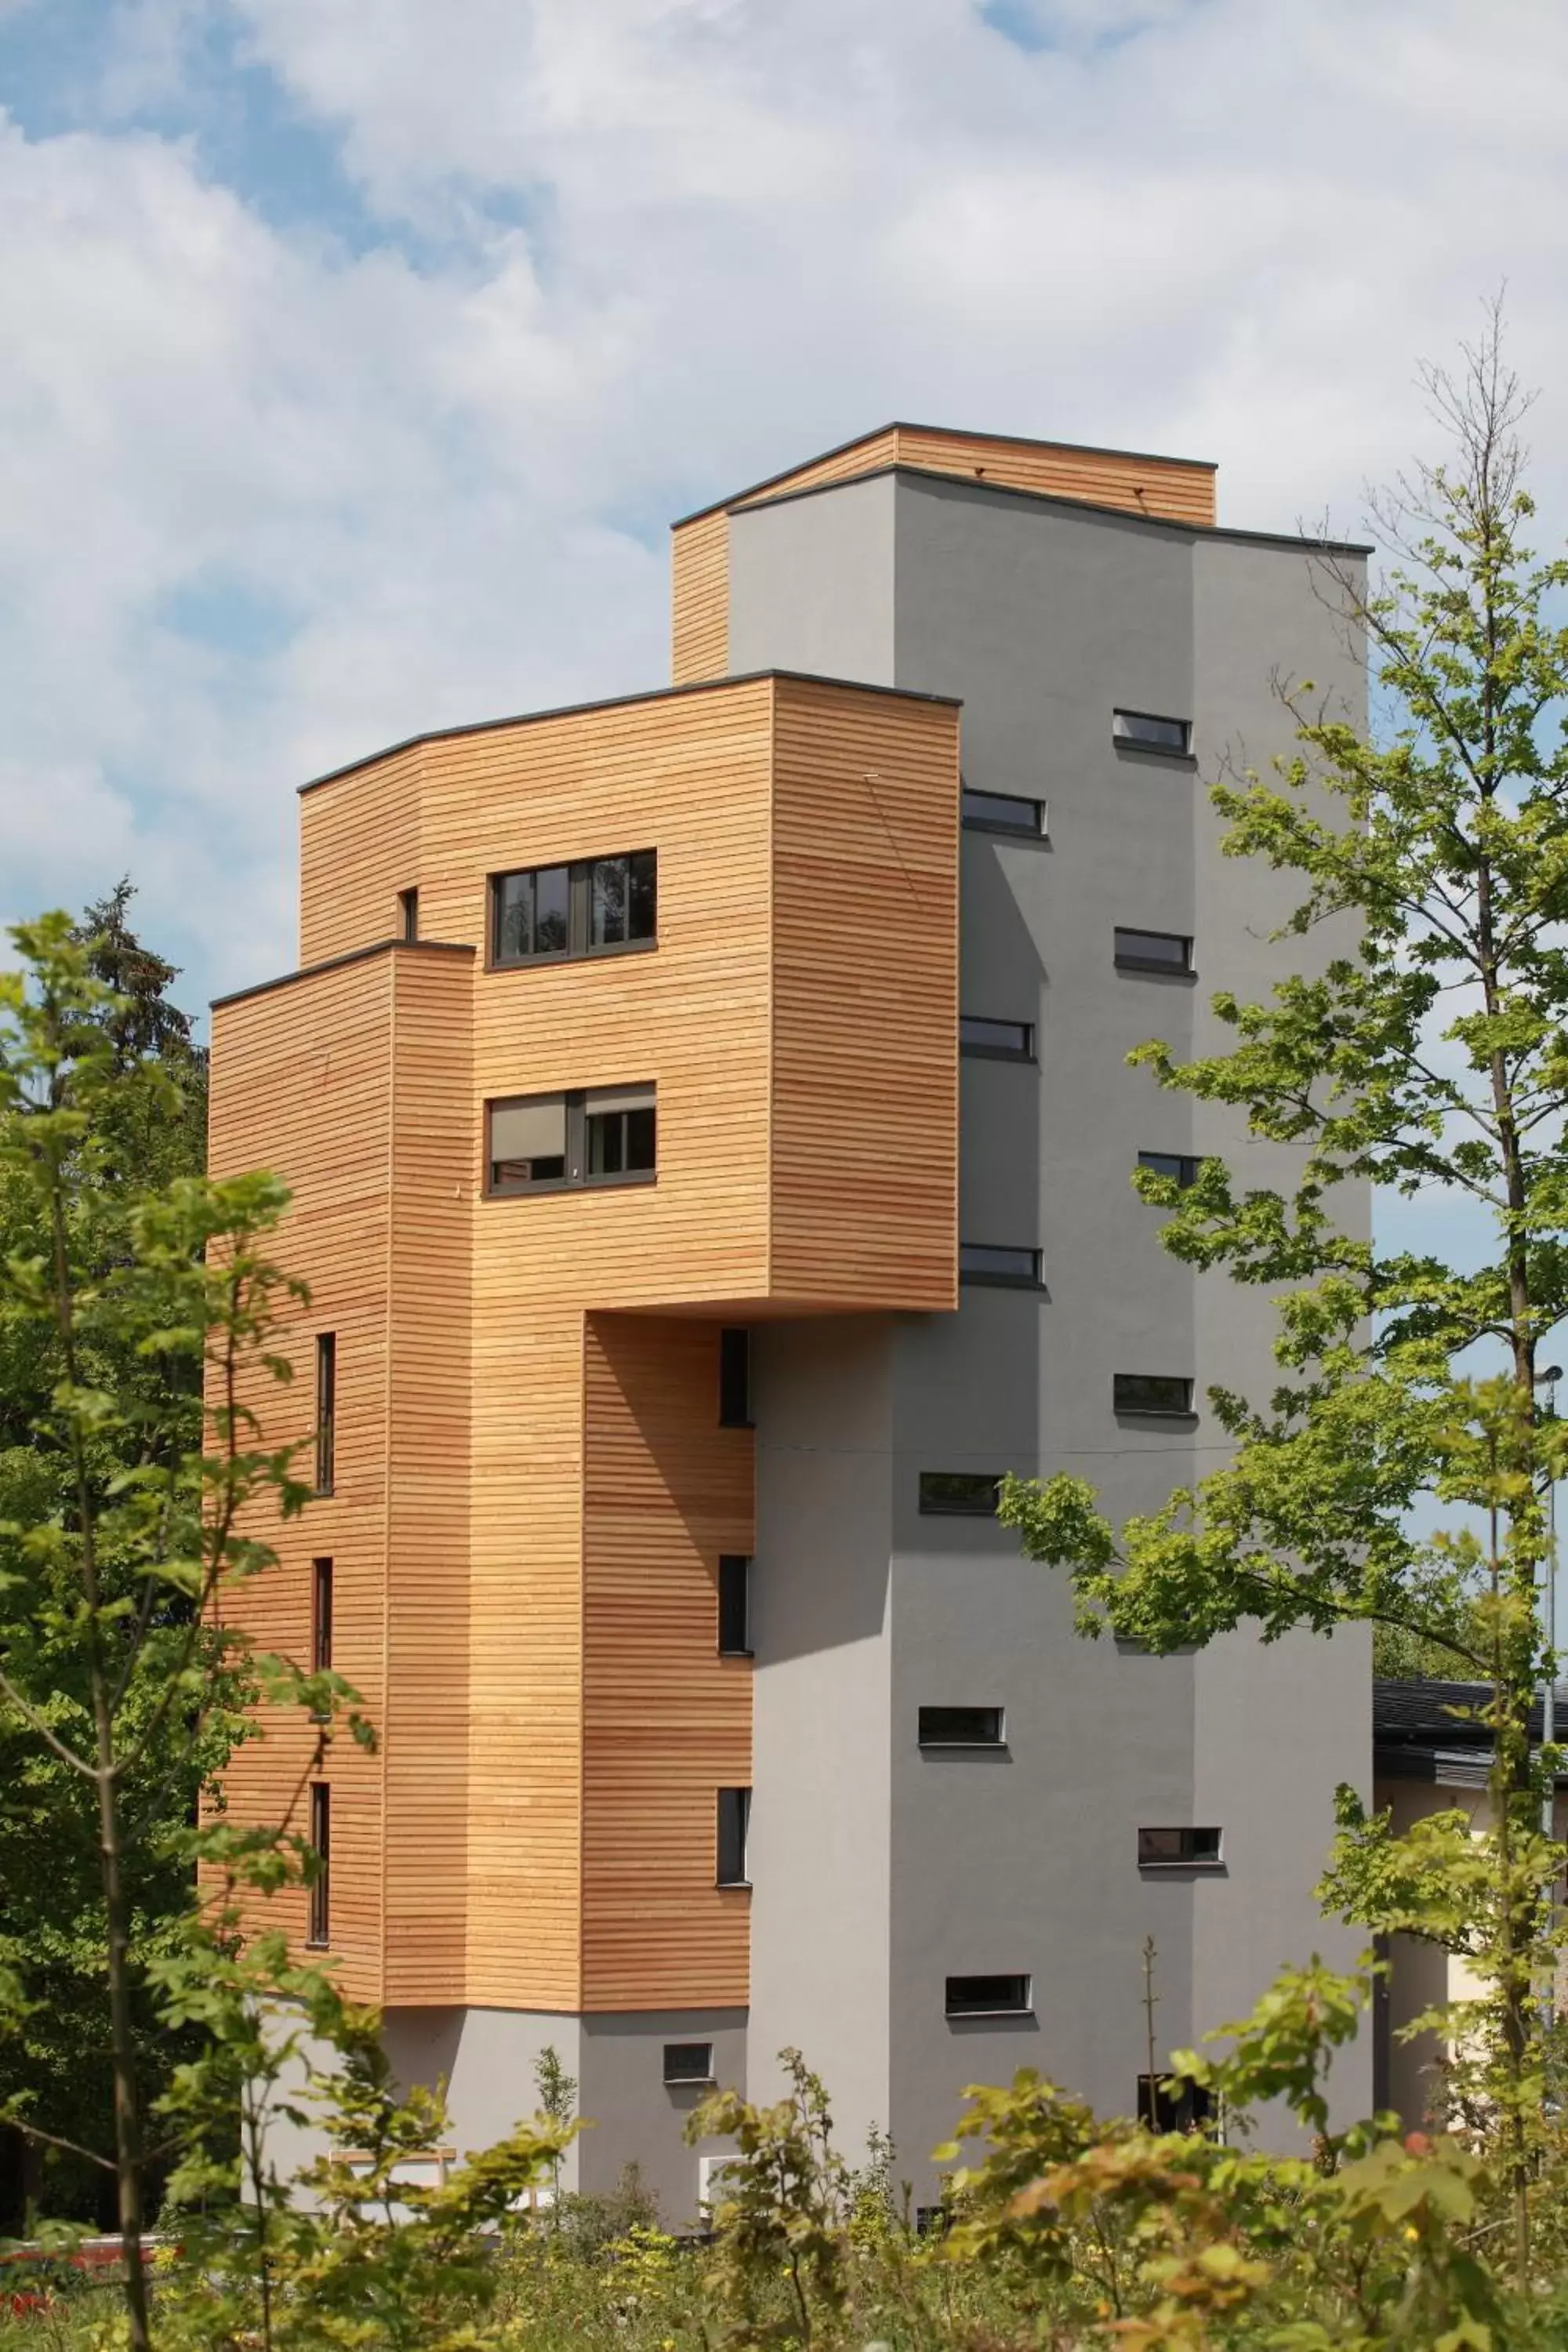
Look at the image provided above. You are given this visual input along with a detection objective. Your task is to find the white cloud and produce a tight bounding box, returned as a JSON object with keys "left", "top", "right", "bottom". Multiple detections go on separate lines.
{"left": 1, "top": 0, "right": 1567, "bottom": 1016}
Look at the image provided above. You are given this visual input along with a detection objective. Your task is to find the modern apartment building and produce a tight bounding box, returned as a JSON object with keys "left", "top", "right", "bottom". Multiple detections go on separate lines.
{"left": 209, "top": 422, "right": 1373, "bottom": 2218}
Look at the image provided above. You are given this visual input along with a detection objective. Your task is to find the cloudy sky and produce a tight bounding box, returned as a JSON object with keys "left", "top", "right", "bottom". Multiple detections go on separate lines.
{"left": 2, "top": 0, "right": 1566, "bottom": 1021}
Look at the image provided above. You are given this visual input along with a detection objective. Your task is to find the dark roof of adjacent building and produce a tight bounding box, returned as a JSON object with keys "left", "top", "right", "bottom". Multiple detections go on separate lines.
{"left": 1374, "top": 1678, "right": 1568, "bottom": 1787}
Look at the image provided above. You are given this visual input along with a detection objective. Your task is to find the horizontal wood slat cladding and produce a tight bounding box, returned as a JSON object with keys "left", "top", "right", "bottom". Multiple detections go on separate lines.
{"left": 768, "top": 677, "right": 959, "bottom": 1308}
{"left": 207, "top": 951, "right": 397, "bottom": 2005}
{"left": 300, "top": 745, "right": 422, "bottom": 967}
{"left": 668, "top": 423, "right": 1213, "bottom": 685}
{"left": 581, "top": 1315, "right": 753, "bottom": 2010}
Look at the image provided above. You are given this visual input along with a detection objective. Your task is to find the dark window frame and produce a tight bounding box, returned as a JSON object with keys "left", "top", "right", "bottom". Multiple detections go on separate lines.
{"left": 945, "top": 1972, "right": 1032, "bottom": 2018}
{"left": 1114, "top": 1373, "right": 1196, "bottom": 1420}
{"left": 1138, "top": 2077, "right": 1214, "bottom": 2131}
{"left": 718, "top": 1328, "right": 752, "bottom": 1429}
{"left": 960, "top": 785, "right": 1047, "bottom": 837}
{"left": 717, "top": 1555, "right": 752, "bottom": 1657}
{"left": 662, "top": 2041, "right": 716, "bottom": 2086}
{"left": 307, "top": 1783, "right": 331, "bottom": 1947}
{"left": 1112, "top": 709, "right": 1193, "bottom": 757}
{"left": 1137, "top": 1151, "right": 1200, "bottom": 1190}
{"left": 486, "top": 1086, "right": 657, "bottom": 1197}
{"left": 1138, "top": 1825, "right": 1224, "bottom": 1870}
{"left": 717, "top": 1786, "right": 751, "bottom": 1888}
{"left": 310, "top": 1558, "right": 333, "bottom": 1720}
{"left": 919, "top": 1471, "right": 1004, "bottom": 1517}
{"left": 489, "top": 849, "right": 658, "bottom": 969}
{"left": 918, "top": 1704, "right": 1006, "bottom": 1749}
{"left": 960, "top": 1243, "right": 1044, "bottom": 1290}
{"left": 960, "top": 1014, "right": 1035, "bottom": 1062}
{"left": 397, "top": 886, "right": 419, "bottom": 942}
{"left": 314, "top": 1334, "right": 336, "bottom": 1497}
{"left": 1114, "top": 927, "right": 1194, "bottom": 977}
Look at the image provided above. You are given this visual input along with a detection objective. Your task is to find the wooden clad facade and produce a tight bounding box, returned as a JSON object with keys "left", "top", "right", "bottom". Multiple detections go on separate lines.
{"left": 210, "top": 670, "right": 959, "bottom": 2014}
{"left": 670, "top": 422, "right": 1217, "bottom": 688}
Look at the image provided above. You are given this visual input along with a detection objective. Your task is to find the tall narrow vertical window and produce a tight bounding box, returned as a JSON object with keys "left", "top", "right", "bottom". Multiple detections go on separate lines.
{"left": 311, "top": 1558, "right": 334, "bottom": 1692}
{"left": 717, "top": 1556, "right": 752, "bottom": 1656}
{"left": 717, "top": 1787, "right": 751, "bottom": 1887}
{"left": 719, "top": 1329, "right": 751, "bottom": 1428}
{"left": 398, "top": 886, "right": 419, "bottom": 942}
{"left": 307, "top": 1784, "right": 331, "bottom": 1947}
{"left": 314, "top": 1334, "right": 336, "bottom": 1496}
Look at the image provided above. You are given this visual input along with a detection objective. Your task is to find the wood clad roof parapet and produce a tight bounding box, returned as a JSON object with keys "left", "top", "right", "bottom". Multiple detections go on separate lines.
{"left": 670, "top": 419, "right": 1219, "bottom": 529}
{"left": 728, "top": 462, "right": 1375, "bottom": 560}
{"left": 210, "top": 937, "right": 474, "bottom": 1012}
{"left": 294, "top": 668, "right": 962, "bottom": 797}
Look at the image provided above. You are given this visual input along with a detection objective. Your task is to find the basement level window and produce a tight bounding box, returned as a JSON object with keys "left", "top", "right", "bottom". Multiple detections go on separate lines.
{"left": 918, "top": 1472, "right": 1003, "bottom": 1517}
{"left": 663, "top": 2042, "right": 715, "bottom": 2086}
{"left": 1115, "top": 927, "right": 1193, "bottom": 975}
{"left": 960, "top": 1015, "right": 1034, "bottom": 1061}
{"left": 487, "top": 1085, "right": 655, "bottom": 1193}
{"left": 1113, "top": 710, "right": 1192, "bottom": 755}
{"left": 919, "top": 1705, "right": 1005, "bottom": 1748}
{"left": 491, "top": 849, "right": 656, "bottom": 964}
{"left": 960, "top": 1243, "right": 1042, "bottom": 1288}
{"left": 961, "top": 786, "right": 1047, "bottom": 837}
{"left": 1139, "top": 1826, "right": 1223, "bottom": 1869}
{"left": 1114, "top": 1373, "right": 1194, "bottom": 1418}
{"left": 946, "top": 1973, "right": 1032, "bottom": 2017}
{"left": 1138, "top": 1151, "right": 1200, "bottom": 1189}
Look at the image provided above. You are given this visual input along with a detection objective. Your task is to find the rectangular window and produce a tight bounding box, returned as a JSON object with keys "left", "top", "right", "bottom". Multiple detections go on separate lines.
{"left": 717, "top": 1787, "right": 751, "bottom": 1887}
{"left": 1112, "top": 710, "right": 1192, "bottom": 755}
{"left": 919, "top": 1471, "right": 1002, "bottom": 1516}
{"left": 1138, "top": 1151, "right": 1200, "bottom": 1189}
{"left": 310, "top": 1560, "right": 333, "bottom": 1718}
{"left": 1138, "top": 2077, "right": 1214, "bottom": 2132}
{"left": 487, "top": 1087, "right": 655, "bottom": 1194}
{"left": 945, "top": 1973, "right": 1031, "bottom": 2017}
{"left": 1114, "top": 1374, "right": 1194, "bottom": 1418}
{"left": 662, "top": 2042, "right": 715, "bottom": 2086}
{"left": 918, "top": 1704, "right": 1005, "bottom": 1748}
{"left": 1138, "top": 1826, "right": 1223, "bottom": 1868}
{"left": 397, "top": 886, "right": 419, "bottom": 942}
{"left": 307, "top": 1784, "right": 331, "bottom": 1947}
{"left": 492, "top": 851, "right": 656, "bottom": 965}
{"left": 960, "top": 1243, "right": 1042, "bottom": 1288}
{"left": 961, "top": 786, "right": 1046, "bottom": 836}
{"left": 1114, "top": 928, "right": 1192, "bottom": 975}
{"left": 717, "top": 1555, "right": 752, "bottom": 1656}
{"left": 718, "top": 1328, "right": 751, "bottom": 1428}
{"left": 960, "top": 1015, "right": 1034, "bottom": 1061}
{"left": 314, "top": 1334, "right": 336, "bottom": 1497}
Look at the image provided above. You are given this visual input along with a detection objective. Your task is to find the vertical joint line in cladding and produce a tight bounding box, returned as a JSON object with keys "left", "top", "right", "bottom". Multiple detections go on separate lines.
{"left": 575, "top": 1305, "right": 590, "bottom": 2013}
{"left": 380, "top": 950, "right": 395, "bottom": 1994}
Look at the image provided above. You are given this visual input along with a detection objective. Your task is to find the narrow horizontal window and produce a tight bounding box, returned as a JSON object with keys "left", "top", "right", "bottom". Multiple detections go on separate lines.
{"left": 717, "top": 1787, "right": 751, "bottom": 1887}
{"left": 1114, "top": 1373, "right": 1194, "bottom": 1417}
{"left": 1138, "top": 1826, "right": 1223, "bottom": 1868}
{"left": 717, "top": 1555, "right": 752, "bottom": 1657}
{"left": 487, "top": 1087, "right": 656, "bottom": 1195}
{"left": 919, "top": 1471, "right": 1002, "bottom": 1516}
{"left": 960, "top": 1015, "right": 1034, "bottom": 1061}
{"left": 1113, "top": 710, "right": 1191, "bottom": 755}
{"left": 1114, "top": 928, "right": 1192, "bottom": 975}
{"left": 961, "top": 786, "right": 1046, "bottom": 836}
{"left": 491, "top": 850, "right": 657, "bottom": 965}
{"left": 307, "top": 1784, "right": 331, "bottom": 1948}
{"left": 718, "top": 1328, "right": 752, "bottom": 1428}
{"left": 946, "top": 1973, "right": 1031, "bottom": 2017}
{"left": 960, "top": 1243, "right": 1042, "bottom": 1288}
{"left": 1138, "top": 1151, "right": 1200, "bottom": 1189}
{"left": 662, "top": 2041, "right": 715, "bottom": 2086}
{"left": 919, "top": 1704, "right": 1004, "bottom": 1748}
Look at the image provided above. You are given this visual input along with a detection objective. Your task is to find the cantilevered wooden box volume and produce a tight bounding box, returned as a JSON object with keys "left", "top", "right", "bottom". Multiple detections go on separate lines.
{"left": 208, "top": 670, "right": 960, "bottom": 2013}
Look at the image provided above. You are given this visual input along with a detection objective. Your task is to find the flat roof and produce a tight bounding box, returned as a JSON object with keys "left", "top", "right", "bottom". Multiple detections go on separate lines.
{"left": 671, "top": 419, "right": 1218, "bottom": 529}
{"left": 296, "top": 666, "right": 961, "bottom": 797}
{"left": 210, "top": 935, "right": 474, "bottom": 1012}
{"left": 730, "top": 462, "right": 1374, "bottom": 560}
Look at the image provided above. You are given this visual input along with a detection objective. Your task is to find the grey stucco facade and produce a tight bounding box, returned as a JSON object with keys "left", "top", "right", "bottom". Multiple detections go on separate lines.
{"left": 734, "top": 467, "right": 1373, "bottom": 2196}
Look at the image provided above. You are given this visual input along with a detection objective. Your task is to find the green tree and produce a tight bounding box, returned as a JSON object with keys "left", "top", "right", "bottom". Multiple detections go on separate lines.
{"left": 0, "top": 888, "right": 216, "bottom": 2232}
{"left": 0, "top": 912, "right": 358, "bottom": 2349}
{"left": 996, "top": 308, "right": 1568, "bottom": 2278}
